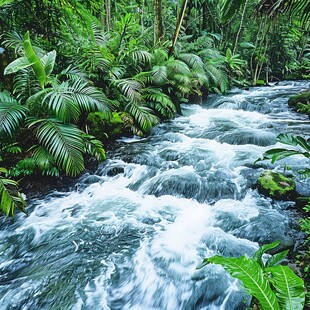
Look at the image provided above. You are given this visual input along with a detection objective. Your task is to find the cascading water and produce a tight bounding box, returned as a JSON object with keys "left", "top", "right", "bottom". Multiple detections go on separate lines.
{"left": 0, "top": 81, "right": 309, "bottom": 310}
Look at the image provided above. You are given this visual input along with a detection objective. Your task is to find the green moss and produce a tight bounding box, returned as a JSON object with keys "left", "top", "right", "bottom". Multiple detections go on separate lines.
{"left": 288, "top": 91, "right": 310, "bottom": 107}
{"left": 86, "top": 112, "right": 125, "bottom": 141}
{"left": 296, "top": 103, "right": 310, "bottom": 115}
{"left": 255, "top": 79, "right": 265, "bottom": 86}
{"left": 257, "top": 170, "right": 296, "bottom": 199}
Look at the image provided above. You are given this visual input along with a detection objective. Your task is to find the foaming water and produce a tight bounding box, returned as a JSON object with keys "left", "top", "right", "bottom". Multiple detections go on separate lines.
{"left": 0, "top": 81, "right": 309, "bottom": 310}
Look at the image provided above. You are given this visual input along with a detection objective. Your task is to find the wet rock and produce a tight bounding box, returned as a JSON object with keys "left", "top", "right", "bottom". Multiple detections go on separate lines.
{"left": 257, "top": 170, "right": 296, "bottom": 200}
{"left": 288, "top": 90, "right": 310, "bottom": 107}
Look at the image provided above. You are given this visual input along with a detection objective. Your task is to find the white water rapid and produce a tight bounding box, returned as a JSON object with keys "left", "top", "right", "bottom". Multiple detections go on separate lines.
{"left": 0, "top": 81, "right": 309, "bottom": 309}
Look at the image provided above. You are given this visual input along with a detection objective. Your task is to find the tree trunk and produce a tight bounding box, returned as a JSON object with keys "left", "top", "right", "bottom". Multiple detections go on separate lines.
{"left": 154, "top": 0, "right": 164, "bottom": 44}
{"left": 168, "top": 0, "right": 189, "bottom": 57}
{"left": 232, "top": 0, "right": 249, "bottom": 54}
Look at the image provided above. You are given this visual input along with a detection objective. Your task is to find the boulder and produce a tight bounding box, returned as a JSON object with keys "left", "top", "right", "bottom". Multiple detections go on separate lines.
{"left": 288, "top": 91, "right": 310, "bottom": 108}
{"left": 257, "top": 170, "right": 296, "bottom": 200}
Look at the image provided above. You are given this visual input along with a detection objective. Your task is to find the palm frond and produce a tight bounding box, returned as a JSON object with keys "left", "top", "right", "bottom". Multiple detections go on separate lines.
{"left": 31, "top": 79, "right": 111, "bottom": 123}
{"left": 178, "top": 53, "right": 204, "bottom": 70}
{"left": 151, "top": 65, "right": 168, "bottom": 85}
{"left": 126, "top": 102, "right": 159, "bottom": 133}
{"left": 166, "top": 58, "right": 191, "bottom": 76}
{"left": 29, "top": 145, "right": 60, "bottom": 176}
{"left": 82, "top": 134, "right": 106, "bottom": 162}
{"left": 28, "top": 119, "right": 85, "bottom": 176}
{"left": 131, "top": 50, "right": 153, "bottom": 65}
{"left": 144, "top": 88, "right": 176, "bottom": 119}
{"left": 0, "top": 91, "right": 28, "bottom": 136}
{"left": 13, "top": 67, "right": 42, "bottom": 103}
{"left": 112, "top": 78, "right": 144, "bottom": 102}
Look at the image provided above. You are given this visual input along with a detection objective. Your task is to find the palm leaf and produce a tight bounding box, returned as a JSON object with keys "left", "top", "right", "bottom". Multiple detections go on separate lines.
{"left": 0, "top": 91, "right": 28, "bottom": 136}
{"left": 266, "top": 265, "right": 305, "bottom": 310}
{"left": 166, "top": 58, "right": 191, "bottom": 76}
{"left": 144, "top": 88, "right": 176, "bottom": 118}
{"left": 151, "top": 65, "right": 168, "bottom": 85}
{"left": 126, "top": 102, "right": 159, "bottom": 133}
{"left": 131, "top": 50, "right": 153, "bottom": 65}
{"left": 276, "top": 134, "right": 310, "bottom": 152}
{"left": 29, "top": 145, "right": 60, "bottom": 176}
{"left": 82, "top": 134, "right": 106, "bottom": 162}
{"left": 206, "top": 255, "right": 280, "bottom": 310}
{"left": 28, "top": 119, "right": 85, "bottom": 176}
{"left": 113, "top": 78, "right": 144, "bottom": 102}
{"left": 178, "top": 53, "right": 204, "bottom": 70}
{"left": 0, "top": 167, "right": 26, "bottom": 217}
{"left": 31, "top": 79, "right": 110, "bottom": 123}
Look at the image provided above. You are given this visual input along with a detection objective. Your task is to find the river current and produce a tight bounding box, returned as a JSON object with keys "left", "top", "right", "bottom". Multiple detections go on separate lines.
{"left": 0, "top": 81, "right": 309, "bottom": 309}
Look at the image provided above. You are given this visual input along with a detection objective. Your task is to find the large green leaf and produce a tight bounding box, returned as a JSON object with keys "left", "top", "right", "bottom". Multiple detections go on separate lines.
{"left": 265, "top": 250, "right": 289, "bottom": 268}
{"left": 252, "top": 241, "right": 280, "bottom": 268}
{"left": 265, "top": 265, "right": 305, "bottom": 310}
{"left": 23, "top": 31, "right": 46, "bottom": 88}
{"left": 277, "top": 134, "right": 310, "bottom": 153}
{"left": 28, "top": 119, "right": 85, "bottom": 176}
{"left": 4, "top": 56, "right": 31, "bottom": 75}
{"left": 0, "top": 168, "right": 26, "bottom": 217}
{"left": 41, "top": 50, "right": 57, "bottom": 77}
{"left": 208, "top": 255, "right": 280, "bottom": 310}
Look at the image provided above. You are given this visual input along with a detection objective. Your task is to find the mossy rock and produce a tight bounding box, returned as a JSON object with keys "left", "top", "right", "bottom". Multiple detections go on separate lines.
{"left": 288, "top": 91, "right": 310, "bottom": 108}
{"left": 257, "top": 170, "right": 296, "bottom": 200}
{"left": 296, "top": 102, "right": 310, "bottom": 115}
{"left": 86, "top": 112, "right": 125, "bottom": 141}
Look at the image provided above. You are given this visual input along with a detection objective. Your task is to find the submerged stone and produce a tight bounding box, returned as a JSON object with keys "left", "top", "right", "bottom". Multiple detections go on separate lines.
{"left": 257, "top": 170, "right": 296, "bottom": 200}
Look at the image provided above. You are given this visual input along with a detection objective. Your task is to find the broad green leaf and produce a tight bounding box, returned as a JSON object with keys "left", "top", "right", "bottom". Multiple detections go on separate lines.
{"left": 266, "top": 250, "right": 289, "bottom": 268}
{"left": 41, "top": 50, "right": 56, "bottom": 77}
{"left": 265, "top": 265, "right": 305, "bottom": 310}
{"left": 240, "top": 42, "right": 256, "bottom": 49}
{"left": 208, "top": 255, "right": 280, "bottom": 310}
{"left": 253, "top": 241, "right": 280, "bottom": 268}
{"left": 4, "top": 56, "right": 31, "bottom": 75}
{"left": 23, "top": 31, "right": 46, "bottom": 88}
{"left": 0, "top": 169, "right": 26, "bottom": 217}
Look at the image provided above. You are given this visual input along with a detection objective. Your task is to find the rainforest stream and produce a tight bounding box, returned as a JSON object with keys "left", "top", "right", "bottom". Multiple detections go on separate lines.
{"left": 0, "top": 81, "right": 310, "bottom": 310}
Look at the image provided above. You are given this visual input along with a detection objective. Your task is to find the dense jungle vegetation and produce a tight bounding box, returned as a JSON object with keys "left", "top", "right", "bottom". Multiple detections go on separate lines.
{"left": 0, "top": 0, "right": 309, "bottom": 216}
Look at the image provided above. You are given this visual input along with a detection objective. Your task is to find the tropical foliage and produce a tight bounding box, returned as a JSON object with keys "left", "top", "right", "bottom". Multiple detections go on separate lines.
{"left": 0, "top": 0, "right": 309, "bottom": 216}
{"left": 198, "top": 241, "right": 305, "bottom": 309}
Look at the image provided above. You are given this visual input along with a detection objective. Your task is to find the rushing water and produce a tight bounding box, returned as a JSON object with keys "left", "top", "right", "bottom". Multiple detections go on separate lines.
{"left": 1, "top": 81, "right": 310, "bottom": 310}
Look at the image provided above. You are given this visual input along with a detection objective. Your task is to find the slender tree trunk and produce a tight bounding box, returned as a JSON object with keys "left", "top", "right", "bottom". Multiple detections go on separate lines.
{"left": 101, "top": 0, "right": 111, "bottom": 33}
{"left": 154, "top": 0, "right": 164, "bottom": 45}
{"left": 141, "top": 0, "right": 145, "bottom": 35}
{"left": 168, "top": 0, "right": 189, "bottom": 57}
{"left": 232, "top": 0, "right": 248, "bottom": 54}
{"left": 202, "top": 1, "right": 207, "bottom": 31}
